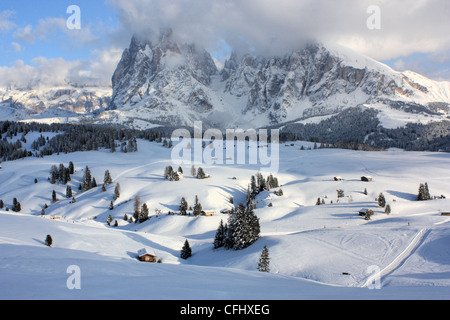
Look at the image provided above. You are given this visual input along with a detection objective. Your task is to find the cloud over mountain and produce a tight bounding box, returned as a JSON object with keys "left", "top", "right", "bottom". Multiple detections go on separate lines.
{"left": 108, "top": 0, "right": 450, "bottom": 62}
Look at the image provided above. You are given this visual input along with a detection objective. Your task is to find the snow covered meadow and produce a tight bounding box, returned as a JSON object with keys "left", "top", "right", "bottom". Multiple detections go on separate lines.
{"left": 0, "top": 135, "right": 449, "bottom": 300}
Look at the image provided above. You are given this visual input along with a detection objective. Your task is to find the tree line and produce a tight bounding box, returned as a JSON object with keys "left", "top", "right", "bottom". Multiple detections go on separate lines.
{"left": 0, "top": 121, "right": 176, "bottom": 162}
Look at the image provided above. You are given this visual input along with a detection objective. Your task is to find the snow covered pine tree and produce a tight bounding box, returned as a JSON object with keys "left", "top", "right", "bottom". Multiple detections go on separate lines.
{"left": 258, "top": 246, "right": 270, "bottom": 272}
{"left": 181, "top": 240, "right": 192, "bottom": 259}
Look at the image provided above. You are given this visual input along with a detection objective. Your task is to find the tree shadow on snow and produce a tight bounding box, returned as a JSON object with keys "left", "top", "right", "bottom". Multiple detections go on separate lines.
{"left": 386, "top": 190, "right": 417, "bottom": 201}
{"left": 32, "top": 238, "right": 45, "bottom": 246}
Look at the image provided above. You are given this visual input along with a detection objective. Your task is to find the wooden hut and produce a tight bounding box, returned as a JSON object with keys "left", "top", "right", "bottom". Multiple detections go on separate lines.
{"left": 359, "top": 209, "right": 374, "bottom": 217}
{"left": 361, "top": 176, "right": 373, "bottom": 182}
{"left": 137, "top": 248, "right": 157, "bottom": 263}
{"left": 202, "top": 210, "right": 215, "bottom": 217}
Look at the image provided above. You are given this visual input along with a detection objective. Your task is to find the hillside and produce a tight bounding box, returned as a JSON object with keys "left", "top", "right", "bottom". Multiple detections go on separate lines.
{"left": 0, "top": 136, "right": 449, "bottom": 300}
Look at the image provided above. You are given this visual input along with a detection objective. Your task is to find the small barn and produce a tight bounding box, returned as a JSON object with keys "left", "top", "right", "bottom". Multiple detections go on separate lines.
{"left": 202, "top": 210, "right": 215, "bottom": 217}
{"left": 359, "top": 209, "right": 368, "bottom": 216}
{"left": 334, "top": 177, "right": 342, "bottom": 181}
{"left": 361, "top": 176, "right": 373, "bottom": 182}
{"left": 441, "top": 212, "right": 450, "bottom": 216}
{"left": 137, "top": 248, "right": 157, "bottom": 263}
{"left": 359, "top": 209, "right": 374, "bottom": 217}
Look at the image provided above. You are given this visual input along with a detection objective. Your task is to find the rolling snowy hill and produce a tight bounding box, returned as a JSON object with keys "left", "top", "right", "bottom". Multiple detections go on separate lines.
{"left": 0, "top": 135, "right": 449, "bottom": 300}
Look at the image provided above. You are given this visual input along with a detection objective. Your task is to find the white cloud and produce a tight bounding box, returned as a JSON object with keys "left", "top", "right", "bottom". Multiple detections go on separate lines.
{"left": 108, "top": 0, "right": 450, "bottom": 62}
{"left": 11, "top": 42, "right": 21, "bottom": 53}
{"left": 14, "top": 17, "right": 100, "bottom": 47}
{"left": 0, "top": 10, "right": 16, "bottom": 33}
{"left": 0, "top": 46, "right": 122, "bottom": 89}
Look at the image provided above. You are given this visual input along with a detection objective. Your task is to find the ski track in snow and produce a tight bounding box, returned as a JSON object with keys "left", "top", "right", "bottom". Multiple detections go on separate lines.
{"left": 360, "top": 227, "right": 431, "bottom": 288}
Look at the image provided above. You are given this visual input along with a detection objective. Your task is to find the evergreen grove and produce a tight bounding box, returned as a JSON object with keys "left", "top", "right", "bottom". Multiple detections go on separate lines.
{"left": 214, "top": 204, "right": 260, "bottom": 251}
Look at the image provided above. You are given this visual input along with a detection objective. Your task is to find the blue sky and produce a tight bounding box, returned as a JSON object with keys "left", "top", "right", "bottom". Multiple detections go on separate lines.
{"left": 0, "top": 0, "right": 449, "bottom": 88}
{"left": 0, "top": 0, "right": 118, "bottom": 64}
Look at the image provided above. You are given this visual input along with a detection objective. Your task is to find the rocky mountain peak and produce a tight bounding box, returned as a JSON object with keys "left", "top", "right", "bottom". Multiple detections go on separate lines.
{"left": 104, "top": 33, "right": 450, "bottom": 129}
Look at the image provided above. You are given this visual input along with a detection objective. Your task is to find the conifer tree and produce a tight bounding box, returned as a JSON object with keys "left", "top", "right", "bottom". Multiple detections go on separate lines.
{"left": 139, "top": 203, "right": 149, "bottom": 223}
{"left": 109, "top": 201, "right": 114, "bottom": 210}
{"left": 214, "top": 220, "right": 227, "bottom": 249}
{"left": 45, "top": 234, "right": 53, "bottom": 247}
{"left": 266, "top": 175, "right": 274, "bottom": 189}
{"left": 179, "top": 197, "right": 188, "bottom": 215}
{"left": 50, "top": 165, "right": 58, "bottom": 184}
{"left": 250, "top": 175, "right": 258, "bottom": 197}
{"left": 180, "top": 239, "right": 192, "bottom": 260}
{"left": 82, "top": 166, "right": 92, "bottom": 191}
{"left": 191, "top": 165, "right": 196, "bottom": 177}
{"left": 164, "top": 166, "right": 174, "bottom": 180}
{"left": 104, "top": 170, "right": 113, "bottom": 186}
{"left": 0, "top": 199, "right": 3, "bottom": 209}
{"left": 66, "top": 186, "right": 72, "bottom": 198}
{"left": 133, "top": 195, "right": 141, "bottom": 221}
{"left": 424, "top": 183, "right": 431, "bottom": 200}
{"left": 232, "top": 204, "right": 247, "bottom": 250}
{"left": 257, "top": 245, "right": 270, "bottom": 272}
{"left": 64, "top": 168, "right": 71, "bottom": 184}
{"left": 113, "top": 183, "right": 121, "bottom": 200}
{"left": 52, "top": 190, "right": 58, "bottom": 203}
{"left": 68, "top": 161, "right": 75, "bottom": 174}
{"left": 378, "top": 193, "right": 386, "bottom": 208}
{"left": 231, "top": 204, "right": 260, "bottom": 250}
{"left": 58, "top": 164, "right": 66, "bottom": 184}
{"left": 245, "top": 205, "right": 261, "bottom": 247}
{"left": 193, "top": 195, "right": 202, "bottom": 217}
{"left": 197, "top": 167, "right": 206, "bottom": 179}
{"left": 12, "top": 198, "right": 21, "bottom": 212}
{"left": 418, "top": 183, "right": 425, "bottom": 201}
{"left": 418, "top": 183, "right": 431, "bottom": 201}
{"left": 224, "top": 210, "right": 236, "bottom": 250}
{"left": 385, "top": 204, "right": 391, "bottom": 215}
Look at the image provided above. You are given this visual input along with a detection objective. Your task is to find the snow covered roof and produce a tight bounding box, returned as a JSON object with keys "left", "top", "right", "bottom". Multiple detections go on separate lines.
{"left": 138, "top": 248, "right": 156, "bottom": 257}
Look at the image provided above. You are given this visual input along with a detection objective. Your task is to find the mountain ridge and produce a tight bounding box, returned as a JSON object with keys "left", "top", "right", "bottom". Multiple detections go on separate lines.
{"left": 1, "top": 31, "right": 449, "bottom": 136}
{"left": 105, "top": 32, "right": 450, "bottom": 130}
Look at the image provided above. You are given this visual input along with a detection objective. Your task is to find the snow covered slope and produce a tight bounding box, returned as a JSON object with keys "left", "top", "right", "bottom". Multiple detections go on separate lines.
{"left": 0, "top": 136, "right": 449, "bottom": 300}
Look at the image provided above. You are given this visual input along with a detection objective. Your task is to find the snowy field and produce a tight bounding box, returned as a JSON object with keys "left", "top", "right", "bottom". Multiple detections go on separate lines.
{"left": 0, "top": 137, "right": 449, "bottom": 300}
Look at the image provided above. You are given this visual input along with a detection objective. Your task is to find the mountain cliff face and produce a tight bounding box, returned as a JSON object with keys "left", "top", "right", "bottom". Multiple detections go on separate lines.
{"left": 108, "top": 31, "right": 219, "bottom": 127}
{"left": 106, "top": 32, "right": 450, "bottom": 130}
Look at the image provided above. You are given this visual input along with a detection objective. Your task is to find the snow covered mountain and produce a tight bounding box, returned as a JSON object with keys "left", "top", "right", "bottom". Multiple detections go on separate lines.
{"left": 105, "top": 30, "right": 450, "bottom": 130}
{"left": 0, "top": 85, "right": 112, "bottom": 123}
{"left": 1, "top": 30, "right": 449, "bottom": 136}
